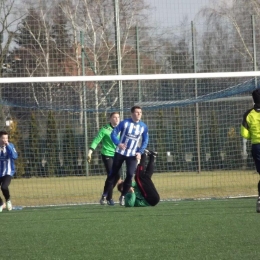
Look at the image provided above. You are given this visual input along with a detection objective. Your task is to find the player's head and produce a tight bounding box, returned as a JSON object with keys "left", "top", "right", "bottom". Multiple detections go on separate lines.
{"left": 0, "top": 130, "right": 9, "bottom": 146}
{"left": 109, "top": 112, "right": 120, "bottom": 127}
{"left": 131, "top": 106, "right": 142, "bottom": 122}
{"left": 252, "top": 89, "right": 260, "bottom": 105}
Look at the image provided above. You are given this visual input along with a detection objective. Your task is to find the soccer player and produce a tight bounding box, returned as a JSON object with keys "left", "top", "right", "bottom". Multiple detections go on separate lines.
{"left": 241, "top": 89, "right": 260, "bottom": 212}
{"left": 117, "top": 150, "right": 160, "bottom": 207}
{"left": 101, "top": 105, "right": 149, "bottom": 206}
{"left": 0, "top": 130, "right": 18, "bottom": 212}
{"left": 87, "top": 112, "right": 121, "bottom": 206}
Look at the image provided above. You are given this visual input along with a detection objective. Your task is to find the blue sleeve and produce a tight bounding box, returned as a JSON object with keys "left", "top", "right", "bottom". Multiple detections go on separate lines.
{"left": 137, "top": 125, "right": 149, "bottom": 154}
{"left": 6, "top": 143, "right": 18, "bottom": 159}
{"left": 111, "top": 121, "right": 123, "bottom": 146}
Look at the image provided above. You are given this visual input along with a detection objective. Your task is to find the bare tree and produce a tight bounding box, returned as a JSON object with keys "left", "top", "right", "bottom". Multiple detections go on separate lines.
{"left": 60, "top": 0, "right": 151, "bottom": 130}
{"left": 199, "top": 0, "right": 260, "bottom": 72}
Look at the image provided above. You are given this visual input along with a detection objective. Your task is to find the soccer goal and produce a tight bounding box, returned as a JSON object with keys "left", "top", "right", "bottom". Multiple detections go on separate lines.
{"left": 0, "top": 72, "right": 259, "bottom": 207}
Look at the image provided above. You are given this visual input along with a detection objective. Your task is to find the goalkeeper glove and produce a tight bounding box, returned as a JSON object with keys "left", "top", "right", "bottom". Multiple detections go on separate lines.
{"left": 87, "top": 149, "right": 93, "bottom": 163}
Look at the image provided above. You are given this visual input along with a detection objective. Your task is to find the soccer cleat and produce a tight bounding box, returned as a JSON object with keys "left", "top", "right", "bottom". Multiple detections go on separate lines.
{"left": 144, "top": 149, "right": 158, "bottom": 158}
{"left": 99, "top": 196, "right": 107, "bottom": 205}
{"left": 256, "top": 197, "right": 260, "bottom": 213}
{"left": 107, "top": 199, "right": 115, "bottom": 206}
{"left": 7, "top": 200, "right": 12, "bottom": 211}
{"left": 149, "top": 151, "right": 158, "bottom": 158}
{"left": 0, "top": 202, "right": 6, "bottom": 212}
{"left": 144, "top": 149, "right": 150, "bottom": 156}
{"left": 119, "top": 195, "right": 125, "bottom": 206}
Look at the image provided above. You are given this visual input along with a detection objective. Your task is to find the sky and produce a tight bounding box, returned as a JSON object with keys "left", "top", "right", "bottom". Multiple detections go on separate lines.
{"left": 145, "top": 0, "right": 231, "bottom": 28}
{"left": 145, "top": 0, "right": 209, "bottom": 27}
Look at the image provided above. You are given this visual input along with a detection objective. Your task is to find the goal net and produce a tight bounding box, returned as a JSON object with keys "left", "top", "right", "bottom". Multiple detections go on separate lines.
{"left": 0, "top": 72, "right": 258, "bottom": 207}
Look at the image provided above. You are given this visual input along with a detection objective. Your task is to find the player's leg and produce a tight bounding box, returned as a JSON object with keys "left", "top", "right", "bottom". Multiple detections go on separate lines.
{"left": 134, "top": 152, "right": 147, "bottom": 178}
{"left": 101, "top": 153, "right": 125, "bottom": 203}
{"left": 1, "top": 175, "right": 12, "bottom": 211}
{"left": 135, "top": 174, "right": 160, "bottom": 206}
{"left": 121, "top": 156, "right": 138, "bottom": 197}
{"left": 135, "top": 152, "right": 159, "bottom": 206}
{"left": 101, "top": 155, "right": 115, "bottom": 204}
{"left": 145, "top": 151, "right": 157, "bottom": 178}
{"left": 0, "top": 177, "right": 5, "bottom": 212}
{"left": 251, "top": 144, "right": 260, "bottom": 212}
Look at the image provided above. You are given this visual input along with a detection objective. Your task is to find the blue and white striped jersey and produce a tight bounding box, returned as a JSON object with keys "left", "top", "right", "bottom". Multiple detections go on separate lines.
{"left": 0, "top": 143, "right": 18, "bottom": 177}
{"left": 111, "top": 118, "right": 148, "bottom": 156}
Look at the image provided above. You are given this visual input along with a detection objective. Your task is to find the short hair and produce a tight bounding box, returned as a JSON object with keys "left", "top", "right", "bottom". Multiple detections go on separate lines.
{"left": 252, "top": 89, "right": 260, "bottom": 104}
{"left": 109, "top": 112, "right": 120, "bottom": 118}
{"left": 0, "top": 130, "right": 8, "bottom": 137}
{"left": 131, "top": 106, "right": 142, "bottom": 113}
{"left": 117, "top": 182, "right": 123, "bottom": 192}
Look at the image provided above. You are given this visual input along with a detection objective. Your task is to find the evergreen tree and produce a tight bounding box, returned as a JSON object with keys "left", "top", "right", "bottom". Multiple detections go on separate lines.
{"left": 209, "top": 111, "right": 222, "bottom": 169}
{"left": 172, "top": 107, "right": 185, "bottom": 171}
{"left": 62, "top": 125, "right": 77, "bottom": 175}
{"left": 46, "top": 111, "right": 59, "bottom": 176}
{"left": 51, "top": 4, "right": 71, "bottom": 75}
{"left": 156, "top": 110, "right": 167, "bottom": 172}
{"left": 225, "top": 127, "right": 242, "bottom": 169}
{"left": 28, "top": 112, "right": 40, "bottom": 176}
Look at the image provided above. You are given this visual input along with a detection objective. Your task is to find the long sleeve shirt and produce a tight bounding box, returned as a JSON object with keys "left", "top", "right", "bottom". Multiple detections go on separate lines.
{"left": 241, "top": 106, "right": 260, "bottom": 144}
{"left": 0, "top": 143, "right": 18, "bottom": 177}
{"left": 89, "top": 124, "right": 117, "bottom": 157}
{"left": 125, "top": 181, "right": 150, "bottom": 207}
{"left": 111, "top": 118, "right": 148, "bottom": 156}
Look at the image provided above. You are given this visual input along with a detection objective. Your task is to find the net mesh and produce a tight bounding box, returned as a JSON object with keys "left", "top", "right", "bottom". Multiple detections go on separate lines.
{"left": 0, "top": 75, "right": 258, "bottom": 207}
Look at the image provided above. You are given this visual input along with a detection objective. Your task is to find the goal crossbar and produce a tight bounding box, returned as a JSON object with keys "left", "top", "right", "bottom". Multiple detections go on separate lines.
{"left": 1, "top": 71, "right": 260, "bottom": 83}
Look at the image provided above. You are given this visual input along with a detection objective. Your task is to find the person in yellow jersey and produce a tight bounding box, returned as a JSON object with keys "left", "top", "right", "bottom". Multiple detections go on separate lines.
{"left": 241, "top": 89, "right": 260, "bottom": 213}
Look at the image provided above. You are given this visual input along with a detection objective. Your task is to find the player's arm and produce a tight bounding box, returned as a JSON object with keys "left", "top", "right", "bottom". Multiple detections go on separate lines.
{"left": 6, "top": 143, "right": 18, "bottom": 159}
{"left": 241, "top": 112, "right": 251, "bottom": 140}
{"left": 125, "top": 189, "right": 136, "bottom": 207}
{"left": 138, "top": 125, "right": 149, "bottom": 154}
{"left": 88, "top": 128, "right": 105, "bottom": 163}
{"left": 111, "top": 121, "right": 123, "bottom": 146}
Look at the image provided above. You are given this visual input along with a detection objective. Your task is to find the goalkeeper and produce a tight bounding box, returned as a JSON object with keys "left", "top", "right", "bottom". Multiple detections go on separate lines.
{"left": 241, "top": 89, "right": 260, "bottom": 213}
{"left": 117, "top": 150, "right": 160, "bottom": 207}
{"left": 87, "top": 112, "right": 121, "bottom": 206}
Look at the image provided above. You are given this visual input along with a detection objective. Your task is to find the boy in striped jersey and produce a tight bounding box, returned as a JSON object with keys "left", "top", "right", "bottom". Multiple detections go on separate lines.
{"left": 101, "top": 106, "right": 149, "bottom": 206}
{"left": 0, "top": 130, "right": 18, "bottom": 212}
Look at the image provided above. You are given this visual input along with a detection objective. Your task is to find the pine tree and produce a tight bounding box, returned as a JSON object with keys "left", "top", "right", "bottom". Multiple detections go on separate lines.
{"left": 62, "top": 125, "right": 77, "bottom": 175}
{"left": 50, "top": 4, "right": 71, "bottom": 75}
{"left": 156, "top": 110, "right": 167, "bottom": 171}
{"left": 46, "top": 111, "right": 59, "bottom": 176}
{"left": 28, "top": 112, "right": 40, "bottom": 176}
{"left": 225, "top": 127, "right": 242, "bottom": 169}
{"left": 209, "top": 111, "right": 222, "bottom": 169}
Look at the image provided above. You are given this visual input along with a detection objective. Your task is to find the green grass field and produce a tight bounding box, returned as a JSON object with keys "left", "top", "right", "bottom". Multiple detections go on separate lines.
{"left": 1, "top": 198, "right": 259, "bottom": 260}
{"left": 9, "top": 170, "right": 259, "bottom": 207}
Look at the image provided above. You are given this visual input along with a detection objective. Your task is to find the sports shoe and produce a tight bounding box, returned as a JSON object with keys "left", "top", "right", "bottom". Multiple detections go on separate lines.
{"left": 107, "top": 199, "right": 115, "bottom": 206}
{"left": 256, "top": 197, "right": 260, "bottom": 213}
{"left": 119, "top": 195, "right": 125, "bottom": 206}
{"left": 149, "top": 151, "right": 158, "bottom": 158}
{"left": 144, "top": 149, "right": 158, "bottom": 157}
{"left": 99, "top": 196, "right": 107, "bottom": 205}
{"left": 0, "top": 203, "right": 6, "bottom": 212}
{"left": 7, "top": 200, "right": 12, "bottom": 211}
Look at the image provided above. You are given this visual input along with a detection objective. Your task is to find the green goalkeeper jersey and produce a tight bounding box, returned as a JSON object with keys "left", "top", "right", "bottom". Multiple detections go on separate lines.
{"left": 90, "top": 123, "right": 117, "bottom": 157}
{"left": 125, "top": 181, "right": 150, "bottom": 207}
